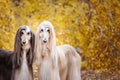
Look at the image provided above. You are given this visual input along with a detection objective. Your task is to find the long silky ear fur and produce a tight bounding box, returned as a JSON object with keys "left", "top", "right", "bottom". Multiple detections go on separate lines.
{"left": 46, "top": 21, "right": 58, "bottom": 68}
{"left": 27, "top": 30, "right": 35, "bottom": 66}
{"left": 49, "top": 24, "right": 56, "bottom": 53}
{"left": 13, "top": 28, "right": 22, "bottom": 68}
{"left": 34, "top": 28, "right": 41, "bottom": 65}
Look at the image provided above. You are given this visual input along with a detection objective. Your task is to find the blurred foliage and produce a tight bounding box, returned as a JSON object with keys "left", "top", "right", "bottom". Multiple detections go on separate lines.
{"left": 0, "top": 0, "right": 120, "bottom": 73}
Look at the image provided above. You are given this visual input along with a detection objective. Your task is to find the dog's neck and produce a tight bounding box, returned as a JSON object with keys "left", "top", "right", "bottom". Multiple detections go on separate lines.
{"left": 21, "top": 44, "right": 30, "bottom": 60}
{"left": 15, "top": 45, "right": 32, "bottom": 80}
{"left": 40, "top": 43, "right": 50, "bottom": 58}
{"left": 22, "top": 43, "right": 30, "bottom": 52}
{"left": 21, "top": 45, "right": 30, "bottom": 64}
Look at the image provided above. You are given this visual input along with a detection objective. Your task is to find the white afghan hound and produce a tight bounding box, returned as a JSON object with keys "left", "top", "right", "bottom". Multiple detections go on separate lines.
{"left": 0, "top": 26, "right": 35, "bottom": 80}
{"left": 34, "top": 21, "right": 81, "bottom": 80}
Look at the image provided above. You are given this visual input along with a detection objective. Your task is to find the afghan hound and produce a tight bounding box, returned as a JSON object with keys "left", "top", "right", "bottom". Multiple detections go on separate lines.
{"left": 34, "top": 21, "right": 81, "bottom": 80}
{"left": 0, "top": 26, "right": 35, "bottom": 80}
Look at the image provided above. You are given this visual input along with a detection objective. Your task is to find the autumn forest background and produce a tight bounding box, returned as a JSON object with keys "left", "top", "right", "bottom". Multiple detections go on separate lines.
{"left": 0, "top": 0, "right": 120, "bottom": 80}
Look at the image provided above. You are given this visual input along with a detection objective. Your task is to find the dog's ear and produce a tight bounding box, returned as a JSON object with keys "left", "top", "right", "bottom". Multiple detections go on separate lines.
{"left": 27, "top": 31, "right": 35, "bottom": 65}
{"left": 14, "top": 28, "right": 22, "bottom": 68}
{"left": 33, "top": 30, "right": 41, "bottom": 65}
{"left": 49, "top": 23, "right": 56, "bottom": 53}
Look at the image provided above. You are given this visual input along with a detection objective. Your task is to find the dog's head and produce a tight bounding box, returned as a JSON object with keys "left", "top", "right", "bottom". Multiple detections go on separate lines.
{"left": 36, "top": 21, "right": 56, "bottom": 52}
{"left": 20, "top": 26, "right": 31, "bottom": 48}
{"left": 37, "top": 21, "right": 56, "bottom": 44}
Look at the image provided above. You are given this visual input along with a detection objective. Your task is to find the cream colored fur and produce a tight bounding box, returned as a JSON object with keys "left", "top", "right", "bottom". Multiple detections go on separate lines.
{"left": 34, "top": 21, "right": 81, "bottom": 80}
{"left": 57, "top": 45, "right": 81, "bottom": 80}
{"left": 14, "top": 50, "right": 32, "bottom": 80}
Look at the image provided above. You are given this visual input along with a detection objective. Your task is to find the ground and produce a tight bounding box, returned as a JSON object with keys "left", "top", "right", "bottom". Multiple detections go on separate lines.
{"left": 81, "top": 70, "right": 120, "bottom": 80}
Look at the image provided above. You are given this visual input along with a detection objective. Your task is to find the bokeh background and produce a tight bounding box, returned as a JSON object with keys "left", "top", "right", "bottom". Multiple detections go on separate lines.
{"left": 0, "top": 0, "right": 120, "bottom": 79}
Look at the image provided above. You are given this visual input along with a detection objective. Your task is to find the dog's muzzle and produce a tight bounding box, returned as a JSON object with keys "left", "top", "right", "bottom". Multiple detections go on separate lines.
{"left": 22, "top": 41, "right": 26, "bottom": 45}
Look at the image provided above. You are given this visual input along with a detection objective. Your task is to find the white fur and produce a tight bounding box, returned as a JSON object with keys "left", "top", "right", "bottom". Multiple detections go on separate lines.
{"left": 26, "top": 26, "right": 31, "bottom": 32}
{"left": 14, "top": 50, "right": 32, "bottom": 80}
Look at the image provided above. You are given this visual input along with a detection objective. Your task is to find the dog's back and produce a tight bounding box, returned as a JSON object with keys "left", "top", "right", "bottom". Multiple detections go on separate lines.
{"left": 0, "top": 49, "right": 13, "bottom": 80}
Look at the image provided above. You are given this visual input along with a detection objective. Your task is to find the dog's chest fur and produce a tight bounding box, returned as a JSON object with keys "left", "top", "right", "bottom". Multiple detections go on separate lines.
{"left": 14, "top": 51, "right": 32, "bottom": 80}
{"left": 39, "top": 57, "right": 53, "bottom": 80}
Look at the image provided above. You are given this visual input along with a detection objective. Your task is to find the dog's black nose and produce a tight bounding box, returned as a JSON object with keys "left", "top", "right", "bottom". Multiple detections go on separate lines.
{"left": 23, "top": 41, "right": 26, "bottom": 44}
{"left": 43, "top": 40, "right": 47, "bottom": 43}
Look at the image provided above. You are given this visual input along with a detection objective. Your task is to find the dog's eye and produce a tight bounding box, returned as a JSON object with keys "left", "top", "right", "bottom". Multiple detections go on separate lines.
{"left": 47, "top": 29, "right": 50, "bottom": 32}
{"left": 21, "top": 32, "right": 24, "bottom": 35}
{"left": 27, "top": 32, "right": 30, "bottom": 35}
{"left": 41, "top": 29, "right": 43, "bottom": 32}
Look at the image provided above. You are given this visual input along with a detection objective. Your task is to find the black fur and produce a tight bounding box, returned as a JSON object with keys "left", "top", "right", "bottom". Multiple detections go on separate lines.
{"left": 0, "top": 49, "right": 13, "bottom": 80}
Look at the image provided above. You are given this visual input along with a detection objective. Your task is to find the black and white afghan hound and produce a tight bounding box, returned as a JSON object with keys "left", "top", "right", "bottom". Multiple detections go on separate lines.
{"left": 0, "top": 26, "right": 35, "bottom": 80}
{"left": 34, "top": 21, "right": 81, "bottom": 80}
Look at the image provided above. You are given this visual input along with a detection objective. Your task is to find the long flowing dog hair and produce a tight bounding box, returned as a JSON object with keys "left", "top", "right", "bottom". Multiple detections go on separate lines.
{"left": 34, "top": 21, "right": 81, "bottom": 80}
{"left": 13, "top": 26, "right": 35, "bottom": 80}
{"left": 14, "top": 26, "right": 35, "bottom": 68}
{"left": 0, "top": 26, "right": 35, "bottom": 80}
{"left": 57, "top": 45, "right": 81, "bottom": 80}
{"left": 35, "top": 21, "right": 57, "bottom": 65}
{"left": 34, "top": 21, "right": 60, "bottom": 80}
